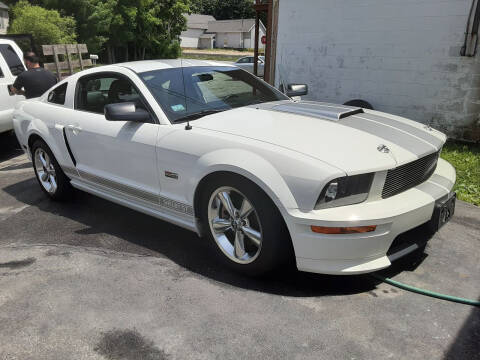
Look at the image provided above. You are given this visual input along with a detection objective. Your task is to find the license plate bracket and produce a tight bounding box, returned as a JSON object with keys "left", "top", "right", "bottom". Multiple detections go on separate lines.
{"left": 428, "top": 192, "right": 456, "bottom": 233}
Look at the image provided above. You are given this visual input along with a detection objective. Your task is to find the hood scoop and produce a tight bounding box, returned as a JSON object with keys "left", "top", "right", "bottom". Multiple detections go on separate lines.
{"left": 271, "top": 102, "right": 363, "bottom": 121}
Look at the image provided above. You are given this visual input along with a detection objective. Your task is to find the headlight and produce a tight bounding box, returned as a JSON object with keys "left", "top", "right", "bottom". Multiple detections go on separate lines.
{"left": 315, "top": 173, "right": 374, "bottom": 209}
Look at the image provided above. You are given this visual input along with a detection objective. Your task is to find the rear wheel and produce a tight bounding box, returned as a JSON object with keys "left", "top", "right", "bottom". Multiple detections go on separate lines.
{"left": 200, "top": 174, "right": 293, "bottom": 275}
{"left": 32, "top": 139, "right": 73, "bottom": 200}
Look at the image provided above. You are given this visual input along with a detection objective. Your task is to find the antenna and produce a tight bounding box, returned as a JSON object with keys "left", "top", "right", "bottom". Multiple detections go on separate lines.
{"left": 180, "top": 58, "right": 192, "bottom": 130}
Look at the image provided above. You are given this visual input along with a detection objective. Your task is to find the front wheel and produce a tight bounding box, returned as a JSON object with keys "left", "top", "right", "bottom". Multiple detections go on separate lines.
{"left": 200, "top": 174, "right": 293, "bottom": 276}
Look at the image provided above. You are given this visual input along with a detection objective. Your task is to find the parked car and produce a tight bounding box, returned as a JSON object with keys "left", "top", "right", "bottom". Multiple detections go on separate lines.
{"left": 235, "top": 55, "right": 264, "bottom": 77}
{"left": 13, "top": 60, "right": 456, "bottom": 276}
{"left": 0, "top": 39, "right": 26, "bottom": 134}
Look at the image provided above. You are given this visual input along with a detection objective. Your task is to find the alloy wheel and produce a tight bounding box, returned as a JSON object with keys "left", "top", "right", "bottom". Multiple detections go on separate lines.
{"left": 34, "top": 148, "right": 57, "bottom": 194}
{"left": 207, "top": 186, "right": 263, "bottom": 264}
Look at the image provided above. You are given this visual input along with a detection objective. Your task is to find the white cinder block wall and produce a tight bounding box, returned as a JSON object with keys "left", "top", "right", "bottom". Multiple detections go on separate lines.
{"left": 275, "top": 0, "right": 480, "bottom": 141}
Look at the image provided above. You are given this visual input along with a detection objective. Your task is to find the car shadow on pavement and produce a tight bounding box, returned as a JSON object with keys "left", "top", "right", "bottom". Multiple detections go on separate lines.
{"left": 2, "top": 176, "right": 435, "bottom": 298}
{"left": 444, "top": 302, "right": 480, "bottom": 360}
{"left": 0, "top": 132, "right": 23, "bottom": 163}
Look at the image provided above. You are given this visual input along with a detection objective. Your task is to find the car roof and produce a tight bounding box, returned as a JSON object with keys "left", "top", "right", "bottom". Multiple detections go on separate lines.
{"left": 116, "top": 59, "right": 236, "bottom": 73}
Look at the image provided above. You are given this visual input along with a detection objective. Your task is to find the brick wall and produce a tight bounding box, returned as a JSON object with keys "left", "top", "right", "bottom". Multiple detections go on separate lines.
{"left": 275, "top": 0, "right": 480, "bottom": 141}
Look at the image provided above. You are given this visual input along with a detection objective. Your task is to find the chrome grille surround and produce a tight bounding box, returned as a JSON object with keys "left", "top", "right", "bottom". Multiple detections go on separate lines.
{"left": 382, "top": 151, "right": 440, "bottom": 199}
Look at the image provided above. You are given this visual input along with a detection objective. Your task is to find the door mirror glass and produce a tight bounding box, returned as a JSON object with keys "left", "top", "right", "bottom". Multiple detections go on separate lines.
{"left": 104, "top": 102, "right": 151, "bottom": 122}
{"left": 194, "top": 73, "right": 214, "bottom": 82}
{"left": 285, "top": 84, "right": 308, "bottom": 97}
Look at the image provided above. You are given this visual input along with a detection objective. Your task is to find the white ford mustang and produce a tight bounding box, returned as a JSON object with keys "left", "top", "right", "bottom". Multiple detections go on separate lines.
{"left": 13, "top": 59, "right": 456, "bottom": 275}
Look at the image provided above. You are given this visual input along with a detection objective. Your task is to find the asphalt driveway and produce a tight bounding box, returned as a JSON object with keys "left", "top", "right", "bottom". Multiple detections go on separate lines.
{"left": 0, "top": 133, "right": 479, "bottom": 360}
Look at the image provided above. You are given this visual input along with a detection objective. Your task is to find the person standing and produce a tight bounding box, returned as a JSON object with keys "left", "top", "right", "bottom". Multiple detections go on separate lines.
{"left": 12, "top": 52, "right": 57, "bottom": 99}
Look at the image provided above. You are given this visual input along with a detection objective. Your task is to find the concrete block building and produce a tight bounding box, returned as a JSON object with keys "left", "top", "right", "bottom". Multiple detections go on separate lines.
{"left": 272, "top": 0, "right": 480, "bottom": 141}
{"left": 181, "top": 14, "right": 266, "bottom": 50}
{"left": 0, "top": 2, "right": 9, "bottom": 35}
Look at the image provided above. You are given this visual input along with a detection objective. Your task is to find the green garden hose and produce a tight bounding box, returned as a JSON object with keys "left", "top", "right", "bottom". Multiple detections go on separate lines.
{"left": 370, "top": 273, "right": 480, "bottom": 307}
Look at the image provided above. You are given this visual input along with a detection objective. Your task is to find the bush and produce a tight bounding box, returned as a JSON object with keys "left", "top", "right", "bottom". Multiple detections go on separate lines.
{"left": 8, "top": 0, "right": 77, "bottom": 45}
{"left": 149, "top": 40, "right": 182, "bottom": 60}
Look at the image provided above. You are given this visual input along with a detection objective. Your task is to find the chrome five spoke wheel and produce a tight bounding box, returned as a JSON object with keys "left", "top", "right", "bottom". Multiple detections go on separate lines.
{"left": 34, "top": 148, "right": 57, "bottom": 194}
{"left": 207, "top": 186, "right": 263, "bottom": 264}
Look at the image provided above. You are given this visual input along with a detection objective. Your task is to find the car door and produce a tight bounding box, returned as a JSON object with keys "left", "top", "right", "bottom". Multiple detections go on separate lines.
{"left": 0, "top": 43, "right": 25, "bottom": 132}
{"left": 243, "top": 57, "right": 255, "bottom": 74}
{"left": 64, "top": 71, "right": 161, "bottom": 203}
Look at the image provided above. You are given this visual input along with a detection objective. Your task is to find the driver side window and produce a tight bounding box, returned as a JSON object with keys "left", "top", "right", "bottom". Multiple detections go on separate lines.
{"left": 76, "top": 74, "right": 142, "bottom": 114}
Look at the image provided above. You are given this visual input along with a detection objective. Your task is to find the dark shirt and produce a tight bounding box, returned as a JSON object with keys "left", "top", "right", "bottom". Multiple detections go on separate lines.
{"left": 13, "top": 67, "right": 57, "bottom": 99}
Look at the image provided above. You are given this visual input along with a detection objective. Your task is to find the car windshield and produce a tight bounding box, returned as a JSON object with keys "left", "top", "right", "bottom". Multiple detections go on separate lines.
{"left": 140, "top": 66, "right": 288, "bottom": 123}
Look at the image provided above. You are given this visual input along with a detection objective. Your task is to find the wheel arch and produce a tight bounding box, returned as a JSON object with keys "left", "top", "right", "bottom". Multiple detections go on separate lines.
{"left": 193, "top": 170, "right": 294, "bottom": 241}
{"left": 190, "top": 149, "right": 298, "bottom": 234}
{"left": 25, "top": 122, "right": 74, "bottom": 168}
{"left": 27, "top": 132, "right": 45, "bottom": 153}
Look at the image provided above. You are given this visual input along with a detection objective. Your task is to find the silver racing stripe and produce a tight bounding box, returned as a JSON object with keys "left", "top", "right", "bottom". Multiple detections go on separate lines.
{"left": 354, "top": 113, "right": 444, "bottom": 149}
{"left": 255, "top": 101, "right": 443, "bottom": 157}
{"left": 429, "top": 173, "right": 455, "bottom": 190}
{"left": 340, "top": 116, "right": 437, "bottom": 157}
{"left": 271, "top": 102, "right": 362, "bottom": 121}
{"left": 76, "top": 169, "right": 194, "bottom": 216}
{"left": 78, "top": 169, "right": 159, "bottom": 203}
{"left": 61, "top": 166, "right": 78, "bottom": 178}
{"left": 416, "top": 181, "right": 450, "bottom": 200}
{"left": 159, "top": 197, "right": 194, "bottom": 216}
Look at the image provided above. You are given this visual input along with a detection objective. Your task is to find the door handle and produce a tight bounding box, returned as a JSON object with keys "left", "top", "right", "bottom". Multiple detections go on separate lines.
{"left": 67, "top": 124, "right": 82, "bottom": 135}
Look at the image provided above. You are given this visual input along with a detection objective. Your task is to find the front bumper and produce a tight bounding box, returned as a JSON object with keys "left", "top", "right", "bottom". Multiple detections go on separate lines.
{"left": 285, "top": 158, "right": 456, "bottom": 275}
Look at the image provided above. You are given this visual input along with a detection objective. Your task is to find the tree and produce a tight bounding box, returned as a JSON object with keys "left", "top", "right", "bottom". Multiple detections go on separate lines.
{"left": 136, "top": 0, "right": 189, "bottom": 60}
{"left": 6, "top": 0, "right": 190, "bottom": 62}
{"left": 39, "top": 0, "right": 104, "bottom": 53}
{"left": 86, "top": 0, "right": 189, "bottom": 63}
{"left": 190, "top": 0, "right": 255, "bottom": 20}
{"left": 8, "top": 1, "right": 77, "bottom": 45}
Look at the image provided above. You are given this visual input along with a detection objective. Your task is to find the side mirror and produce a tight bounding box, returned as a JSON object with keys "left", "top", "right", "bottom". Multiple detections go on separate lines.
{"left": 285, "top": 84, "right": 308, "bottom": 97}
{"left": 104, "top": 102, "right": 151, "bottom": 122}
{"left": 194, "top": 73, "right": 214, "bottom": 82}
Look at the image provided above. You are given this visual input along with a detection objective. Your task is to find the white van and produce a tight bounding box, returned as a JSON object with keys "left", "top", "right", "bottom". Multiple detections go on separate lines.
{"left": 0, "top": 39, "right": 26, "bottom": 134}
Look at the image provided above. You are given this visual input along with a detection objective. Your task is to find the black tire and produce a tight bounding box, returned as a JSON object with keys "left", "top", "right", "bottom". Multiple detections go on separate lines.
{"left": 343, "top": 99, "right": 374, "bottom": 110}
{"left": 199, "top": 173, "right": 294, "bottom": 276}
{"left": 31, "top": 139, "right": 73, "bottom": 201}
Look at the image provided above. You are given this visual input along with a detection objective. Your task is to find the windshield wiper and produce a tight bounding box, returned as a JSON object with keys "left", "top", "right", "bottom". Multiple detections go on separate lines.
{"left": 173, "top": 109, "right": 227, "bottom": 123}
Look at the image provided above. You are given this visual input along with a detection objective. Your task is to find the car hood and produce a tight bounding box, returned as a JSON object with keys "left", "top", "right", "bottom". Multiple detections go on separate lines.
{"left": 193, "top": 101, "right": 446, "bottom": 174}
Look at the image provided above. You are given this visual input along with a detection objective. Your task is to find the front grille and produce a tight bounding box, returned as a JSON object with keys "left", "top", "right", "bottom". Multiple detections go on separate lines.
{"left": 382, "top": 151, "right": 440, "bottom": 199}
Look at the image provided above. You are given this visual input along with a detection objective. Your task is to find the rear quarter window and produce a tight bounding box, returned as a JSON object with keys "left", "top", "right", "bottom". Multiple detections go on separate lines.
{"left": 47, "top": 83, "right": 68, "bottom": 105}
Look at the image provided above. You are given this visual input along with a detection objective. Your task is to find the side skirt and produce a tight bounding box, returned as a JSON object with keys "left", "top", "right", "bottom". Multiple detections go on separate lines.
{"left": 70, "top": 179, "right": 199, "bottom": 234}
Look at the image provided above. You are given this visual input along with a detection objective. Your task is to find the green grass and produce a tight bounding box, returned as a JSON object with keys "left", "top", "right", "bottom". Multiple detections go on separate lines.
{"left": 182, "top": 47, "right": 253, "bottom": 53}
{"left": 181, "top": 54, "right": 240, "bottom": 62}
{"left": 441, "top": 142, "right": 480, "bottom": 206}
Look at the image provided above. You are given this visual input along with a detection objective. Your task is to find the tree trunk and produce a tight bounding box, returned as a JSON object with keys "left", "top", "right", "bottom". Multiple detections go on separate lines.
{"left": 111, "top": 46, "right": 116, "bottom": 64}
{"left": 107, "top": 44, "right": 113, "bottom": 64}
{"left": 142, "top": 47, "right": 146, "bottom": 60}
{"left": 125, "top": 46, "right": 129, "bottom": 62}
{"left": 134, "top": 43, "right": 137, "bottom": 61}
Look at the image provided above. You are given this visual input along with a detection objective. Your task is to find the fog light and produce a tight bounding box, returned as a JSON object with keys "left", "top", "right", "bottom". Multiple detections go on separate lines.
{"left": 311, "top": 225, "right": 377, "bottom": 234}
